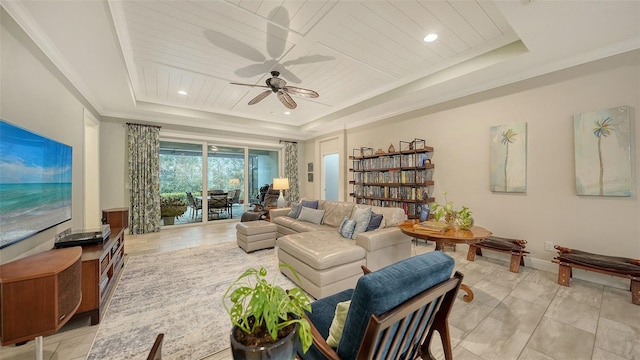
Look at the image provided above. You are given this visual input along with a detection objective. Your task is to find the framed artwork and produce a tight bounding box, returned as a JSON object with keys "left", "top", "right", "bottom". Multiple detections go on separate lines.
{"left": 307, "top": 162, "right": 313, "bottom": 172}
{"left": 490, "top": 122, "right": 527, "bottom": 193}
{"left": 307, "top": 173, "right": 313, "bottom": 182}
{"left": 574, "top": 105, "right": 632, "bottom": 196}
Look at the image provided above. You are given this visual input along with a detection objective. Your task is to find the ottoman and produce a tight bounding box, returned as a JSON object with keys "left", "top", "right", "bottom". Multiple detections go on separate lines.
{"left": 276, "top": 231, "right": 366, "bottom": 299}
{"left": 236, "top": 220, "right": 277, "bottom": 253}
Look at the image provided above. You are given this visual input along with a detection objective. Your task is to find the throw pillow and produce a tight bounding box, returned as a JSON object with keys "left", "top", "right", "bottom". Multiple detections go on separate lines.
{"left": 326, "top": 300, "right": 351, "bottom": 348}
{"left": 338, "top": 217, "right": 356, "bottom": 239}
{"left": 351, "top": 206, "right": 372, "bottom": 239}
{"left": 297, "top": 206, "right": 325, "bottom": 225}
{"left": 300, "top": 199, "right": 319, "bottom": 209}
{"left": 286, "top": 203, "right": 302, "bottom": 218}
{"left": 365, "top": 212, "right": 384, "bottom": 232}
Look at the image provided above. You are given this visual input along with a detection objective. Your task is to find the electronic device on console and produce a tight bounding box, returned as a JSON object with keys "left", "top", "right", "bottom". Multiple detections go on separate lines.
{"left": 54, "top": 224, "right": 111, "bottom": 248}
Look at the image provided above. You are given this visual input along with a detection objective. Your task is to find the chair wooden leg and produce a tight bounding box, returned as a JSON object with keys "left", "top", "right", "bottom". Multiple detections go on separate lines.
{"left": 509, "top": 254, "right": 521, "bottom": 273}
{"left": 558, "top": 264, "right": 571, "bottom": 286}
{"left": 631, "top": 279, "right": 639, "bottom": 305}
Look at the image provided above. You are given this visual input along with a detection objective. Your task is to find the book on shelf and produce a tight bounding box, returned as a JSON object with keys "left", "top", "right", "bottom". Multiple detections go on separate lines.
{"left": 413, "top": 221, "right": 449, "bottom": 233}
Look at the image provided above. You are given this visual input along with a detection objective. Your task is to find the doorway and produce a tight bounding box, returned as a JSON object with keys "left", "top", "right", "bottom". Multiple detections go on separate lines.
{"left": 323, "top": 153, "right": 339, "bottom": 201}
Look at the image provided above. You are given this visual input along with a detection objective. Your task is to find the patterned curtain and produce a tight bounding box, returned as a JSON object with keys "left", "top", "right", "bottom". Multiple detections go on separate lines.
{"left": 284, "top": 142, "right": 299, "bottom": 204}
{"left": 127, "top": 123, "right": 161, "bottom": 234}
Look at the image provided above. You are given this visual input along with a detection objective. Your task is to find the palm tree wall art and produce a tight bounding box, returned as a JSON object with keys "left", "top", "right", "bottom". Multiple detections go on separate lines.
{"left": 574, "top": 106, "right": 632, "bottom": 197}
{"left": 490, "top": 123, "right": 527, "bottom": 193}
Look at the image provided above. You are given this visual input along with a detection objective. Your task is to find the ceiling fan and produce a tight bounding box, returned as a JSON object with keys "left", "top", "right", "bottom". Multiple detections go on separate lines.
{"left": 231, "top": 71, "right": 319, "bottom": 109}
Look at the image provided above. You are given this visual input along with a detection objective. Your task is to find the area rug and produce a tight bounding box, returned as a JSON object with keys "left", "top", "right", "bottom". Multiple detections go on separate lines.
{"left": 86, "top": 242, "right": 294, "bottom": 360}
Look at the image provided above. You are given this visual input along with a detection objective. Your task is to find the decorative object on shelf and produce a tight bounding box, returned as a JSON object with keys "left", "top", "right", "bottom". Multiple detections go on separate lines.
{"left": 160, "top": 197, "right": 187, "bottom": 225}
{"left": 387, "top": 143, "right": 395, "bottom": 153}
{"left": 375, "top": 148, "right": 385, "bottom": 155}
{"left": 223, "top": 265, "right": 312, "bottom": 359}
{"left": 272, "top": 177, "right": 289, "bottom": 208}
{"left": 574, "top": 105, "right": 632, "bottom": 197}
{"left": 490, "top": 122, "right": 528, "bottom": 193}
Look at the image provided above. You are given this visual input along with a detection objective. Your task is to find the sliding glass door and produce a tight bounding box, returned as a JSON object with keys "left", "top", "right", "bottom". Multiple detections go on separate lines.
{"left": 159, "top": 141, "right": 279, "bottom": 226}
{"left": 159, "top": 141, "right": 203, "bottom": 225}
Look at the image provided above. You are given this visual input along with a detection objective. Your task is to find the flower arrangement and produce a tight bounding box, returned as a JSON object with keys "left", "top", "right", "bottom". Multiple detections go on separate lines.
{"left": 431, "top": 192, "right": 474, "bottom": 230}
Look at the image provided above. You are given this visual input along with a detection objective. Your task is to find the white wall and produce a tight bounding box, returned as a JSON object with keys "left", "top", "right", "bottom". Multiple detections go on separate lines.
{"left": 99, "top": 120, "right": 128, "bottom": 210}
{"left": 0, "top": 9, "right": 99, "bottom": 263}
{"left": 345, "top": 50, "right": 640, "bottom": 273}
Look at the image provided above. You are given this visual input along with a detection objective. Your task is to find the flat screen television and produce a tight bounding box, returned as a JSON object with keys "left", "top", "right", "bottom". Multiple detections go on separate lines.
{"left": 0, "top": 120, "right": 72, "bottom": 249}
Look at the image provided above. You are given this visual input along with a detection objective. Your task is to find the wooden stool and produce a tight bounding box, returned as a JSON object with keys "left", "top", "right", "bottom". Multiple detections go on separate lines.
{"left": 553, "top": 246, "right": 640, "bottom": 305}
{"left": 467, "top": 236, "right": 529, "bottom": 273}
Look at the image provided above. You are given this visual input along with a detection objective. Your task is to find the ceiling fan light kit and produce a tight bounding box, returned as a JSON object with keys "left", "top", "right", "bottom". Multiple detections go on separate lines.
{"left": 231, "top": 71, "right": 319, "bottom": 109}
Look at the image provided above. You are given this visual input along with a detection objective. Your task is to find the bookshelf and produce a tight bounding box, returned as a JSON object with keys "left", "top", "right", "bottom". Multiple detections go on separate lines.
{"left": 349, "top": 138, "right": 435, "bottom": 219}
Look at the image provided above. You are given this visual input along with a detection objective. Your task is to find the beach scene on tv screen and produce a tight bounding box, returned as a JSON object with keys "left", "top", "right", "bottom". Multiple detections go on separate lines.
{"left": 0, "top": 120, "right": 72, "bottom": 249}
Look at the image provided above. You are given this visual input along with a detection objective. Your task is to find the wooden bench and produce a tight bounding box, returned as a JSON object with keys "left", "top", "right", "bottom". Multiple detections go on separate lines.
{"left": 466, "top": 236, "right": 529, "bottom": 273}
{"left": 552, "top": 246, "right": 640, "bottom": 305}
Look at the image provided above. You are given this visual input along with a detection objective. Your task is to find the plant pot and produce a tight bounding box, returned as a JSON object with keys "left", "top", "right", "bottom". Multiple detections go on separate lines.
{"left": 162, "top": 216, "right": 174, "bottom": 225}
{"left": 230, "top": 322, "right": 299, "bottom": 360}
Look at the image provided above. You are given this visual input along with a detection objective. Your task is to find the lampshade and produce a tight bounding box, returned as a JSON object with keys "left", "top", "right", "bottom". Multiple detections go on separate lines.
{"left": 229, "top": 178, "right": 240, "bottom": 185}
{"left": 272, "top": 178, "right": 290, "bottom": 190}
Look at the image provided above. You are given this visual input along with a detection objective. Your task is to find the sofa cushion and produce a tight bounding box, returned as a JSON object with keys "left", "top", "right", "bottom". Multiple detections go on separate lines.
{"left": 371, "top": 205, "right": 406, "bottom": 227}
{"left": 321, "top": 201, "right": 356, "bottom": 227}
{"left": 277, "top": 231, "right": 366, "bottom": 270}
{"left": 326, "top": 300, "right": 351, "bottom": 347}
{"left": 291, "top": 221, "right": 333, "bottom": 233}
{"left": 298, "top": 206, "right": 325, "bottom": 225}
{"left": 365, "top": 212, "right": 384, "bottom": 232}
{"left": 287, "top": 203, "right": 302, "bottom": 218}
{"left": 301, "top": 199, "right": 319, "bottom": 209}
{"left": 351, "top": 206, "right": 372, "bottom": 239}
{"left": 338, "top": 218, "right": 356, "bottom": 239}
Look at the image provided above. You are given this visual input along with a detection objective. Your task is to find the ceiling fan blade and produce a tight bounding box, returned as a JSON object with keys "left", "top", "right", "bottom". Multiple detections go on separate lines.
{"left": 248, "top": 90, "right": 272, "bottom": 105}
{"left": 284, "top": 86, "right": 319, "bottom": 98}
{"left": 277, "top": 91, "right": 297, "bottom": 109}
{"left": 203, "top": 29, "right": 266, "bottom": 62}
{"left": 231, "top": 83, "right": 270, "bottom": 89}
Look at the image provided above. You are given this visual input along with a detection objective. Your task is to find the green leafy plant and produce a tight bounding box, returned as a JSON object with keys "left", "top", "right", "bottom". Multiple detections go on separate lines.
{"left": 431, "top": 192, "right": 455, "bottom": 223}
{"left": 160, "top": 197, "right": 187, "bottom": 218}
{"left": 456, "top": 206, "right": 474, "bottom": 230}
{"left": 223, "top": 265, "right": 313, "bottom": 353}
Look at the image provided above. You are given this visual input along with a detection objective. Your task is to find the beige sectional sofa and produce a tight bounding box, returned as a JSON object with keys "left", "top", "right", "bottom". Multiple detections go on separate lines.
{"left": 270, "top": 200, "right": 411, "bottom": 298}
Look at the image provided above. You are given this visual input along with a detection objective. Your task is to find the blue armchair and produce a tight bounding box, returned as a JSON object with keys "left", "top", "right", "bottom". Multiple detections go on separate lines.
{"left": 300, "top": 251, "right": 462, "bottom": 360}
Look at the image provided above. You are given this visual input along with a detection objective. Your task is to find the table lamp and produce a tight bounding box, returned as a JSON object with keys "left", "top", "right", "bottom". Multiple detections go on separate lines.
{"left": 272, "top": 178, "right": 289, "bottom": 208}
{"left": 229, "top": 178, "right": 240, "bottom": 189}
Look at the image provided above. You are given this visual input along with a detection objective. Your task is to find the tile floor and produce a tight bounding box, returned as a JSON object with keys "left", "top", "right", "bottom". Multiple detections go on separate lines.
{"left": 1, "top": 221, "right": 638, "bottom": 360}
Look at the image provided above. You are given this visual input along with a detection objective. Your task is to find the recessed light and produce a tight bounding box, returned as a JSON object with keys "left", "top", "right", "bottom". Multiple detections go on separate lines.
{"left": 423, "top": 33, "right": 438, "bottom": 42}
{"left": 178, "top": 90, "right": 187, "bottom": 95}
{"left": 284, "top": 111, "right": 291, "bottom": 115}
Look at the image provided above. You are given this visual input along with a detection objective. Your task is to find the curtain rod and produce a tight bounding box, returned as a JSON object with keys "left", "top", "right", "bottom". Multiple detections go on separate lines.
{"left": 279, "top": 140, "right": 297, "bottom": 144}
{"left": 126, "top": 122, "right": 161, "bottom": 129}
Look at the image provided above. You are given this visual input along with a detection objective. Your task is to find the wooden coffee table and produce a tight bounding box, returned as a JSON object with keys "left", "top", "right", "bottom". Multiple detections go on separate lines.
{"left": 398, "top": 222, "right": 492, "bottom": 302}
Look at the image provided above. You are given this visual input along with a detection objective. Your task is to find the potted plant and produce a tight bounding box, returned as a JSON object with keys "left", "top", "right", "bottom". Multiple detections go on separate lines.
{"left": 431, "top": 192, "right": 474, "bottom": 230}
{"left": 456, "top": 206, "right": 474, "bottom": 230}
{"left": 431, "top": 192, "right": 456, "bottom": 226}
{"left": 160, "top": 197, "right": 187, "bottom": 225}
{"left": 223, "top": 265, "right": 313, "bottom": 360}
